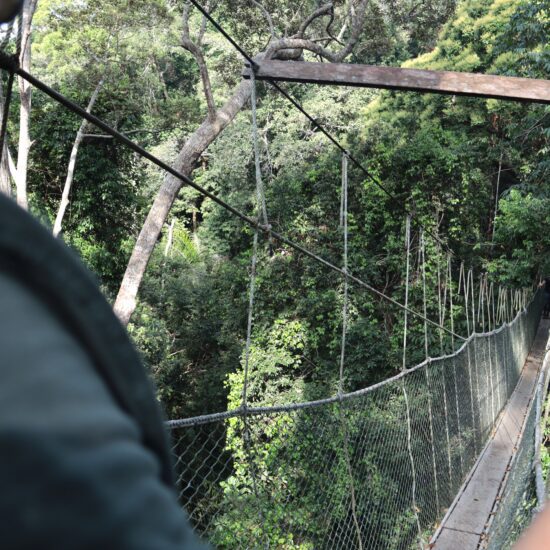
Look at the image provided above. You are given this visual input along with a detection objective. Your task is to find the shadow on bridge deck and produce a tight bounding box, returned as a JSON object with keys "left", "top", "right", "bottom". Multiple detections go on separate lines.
{"left": 432, "top": 317, "right": 550, "bottom": 549}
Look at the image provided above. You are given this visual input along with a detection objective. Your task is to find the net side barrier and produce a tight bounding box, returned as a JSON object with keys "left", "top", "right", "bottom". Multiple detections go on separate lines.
{"left": 483, "top": 317, "right": 550, "bottom": 549}
{"left": 167, "top": 292, "right": 543, "bottom": 549}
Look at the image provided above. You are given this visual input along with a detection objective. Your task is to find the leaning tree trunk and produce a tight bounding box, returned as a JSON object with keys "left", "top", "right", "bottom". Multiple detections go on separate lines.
{"left": 0, "top": 145, "right": 11, "bottom": 196}
{"left": 113, "top": 80, "right": 252, "bottom": 325}
{"left": 53, "top": 78, "right": 104, "bottom": 237}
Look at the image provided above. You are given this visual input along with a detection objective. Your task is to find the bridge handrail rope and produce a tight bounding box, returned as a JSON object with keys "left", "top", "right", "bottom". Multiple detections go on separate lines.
{"left": 482, "top": 322, "right": 550, "bottom": 549}
{"left": 167, "top": 269, "right": 539, "bottom": 430}
{"left": 169, "top": 288, "right": 542, "bottom": 549}
{"left": 535, "top": 338, "right": 550, "bottom": 511}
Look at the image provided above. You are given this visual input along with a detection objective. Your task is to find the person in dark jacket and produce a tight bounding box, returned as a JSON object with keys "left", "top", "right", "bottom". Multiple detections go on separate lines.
{"left": 0, "top": 196, "right": 207, "bottom": 548}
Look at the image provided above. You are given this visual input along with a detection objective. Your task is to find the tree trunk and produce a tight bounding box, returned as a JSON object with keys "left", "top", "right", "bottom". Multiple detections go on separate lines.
{"left": 53, "top": 79, "right": 104, "bottom": 237}
{"left": 0, "top": 145, "right": 11, "bottom": 196}
{"left": 114, "top": 79, "right": 252, "bottom": 325}
{"left": 15, "top": 0, "right": 37, "bottom": 210}
{"left": 0, "top": 86, "right": 11, "bottom": 196}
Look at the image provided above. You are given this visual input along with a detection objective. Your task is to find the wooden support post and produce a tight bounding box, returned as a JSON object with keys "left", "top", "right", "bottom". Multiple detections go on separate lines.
{"left": 243, "top": 60, "right": 550, "bottom": 104}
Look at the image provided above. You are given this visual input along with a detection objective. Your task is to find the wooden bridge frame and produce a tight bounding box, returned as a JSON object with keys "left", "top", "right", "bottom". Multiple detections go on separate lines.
{"left": 243, "top": 60, "right": 550, "bottom": 104}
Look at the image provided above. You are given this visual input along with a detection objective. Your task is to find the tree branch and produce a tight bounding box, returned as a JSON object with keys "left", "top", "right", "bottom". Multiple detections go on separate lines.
{"left": 197, "top": 0, "right": 219, "bottom": 45}
{"left": 182, "top": 4, "right": 217, "bottom": 121}
{"left": 268, "top": 0, "right": 369, "bottom": 63}
{"left": 297, "top": 3, "right": 333, "bottom": 38}
{"left": 53, "top": 77, "right": 105, "bottom": 237}
{"left": 250, "top": 0, "right": 276, "bottom": 39}
{"left": 114, "top": 1, "right": 371, "bottom": 325}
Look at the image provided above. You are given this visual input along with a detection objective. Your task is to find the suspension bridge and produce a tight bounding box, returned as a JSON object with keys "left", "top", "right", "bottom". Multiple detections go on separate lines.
{"left": 168, "top": 293, "right": 549, "bottom": 549}
{"left": 1, "top": 2, "right": 550, "bottom": 549}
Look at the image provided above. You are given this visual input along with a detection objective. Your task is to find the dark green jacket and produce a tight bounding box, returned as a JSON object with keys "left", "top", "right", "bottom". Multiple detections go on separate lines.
{"left": 0, "top": 195, "right": 206, "bottom": 549}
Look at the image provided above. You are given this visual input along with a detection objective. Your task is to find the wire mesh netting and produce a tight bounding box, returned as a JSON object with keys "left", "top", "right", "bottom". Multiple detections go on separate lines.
{"left": 483, "top": 319, "right": 550, "bottom": 550}
{"left": 168, "top": 294, "right": 543, "bottom": 549}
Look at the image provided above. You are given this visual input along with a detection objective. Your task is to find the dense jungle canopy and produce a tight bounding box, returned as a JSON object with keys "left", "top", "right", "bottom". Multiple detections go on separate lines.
{"left": 0, "top": 0, "right": 548, "bottom": 422}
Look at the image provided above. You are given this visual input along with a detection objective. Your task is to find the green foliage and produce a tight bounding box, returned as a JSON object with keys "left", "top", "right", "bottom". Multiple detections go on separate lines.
{"left": 490, "top": 190, "right": 550, "bottom": 284}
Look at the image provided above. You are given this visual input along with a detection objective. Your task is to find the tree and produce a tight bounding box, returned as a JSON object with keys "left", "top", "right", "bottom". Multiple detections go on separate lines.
{"left": 0, "top": 0, "right": 38, "bottom": 205}
{"left": 15, "top": 0, "right": 38, "bottom": 210}
{"left": 32, "top": 0, "right": 170, "bottom": 237}
{"left": 114, "top": 0, "right": 372, "bottom": 326}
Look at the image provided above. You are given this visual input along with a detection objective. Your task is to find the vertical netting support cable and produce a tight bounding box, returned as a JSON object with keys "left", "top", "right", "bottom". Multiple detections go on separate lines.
{"left": 448, "top": 255, "right": 464, "bottom": 477}
{"left": 486, "top": 279, "right": 500, "bottom": 415}
{"left": 490, "top": 281, "right": 503, "bottom": 411}
{"left": 338, "top": 153, "right": 349, "bottom": 396}
{"left": 462, "top": 263, "right": 477, "bottom": 452}
{"left": 483, "top": 275, "right": 496, "bottom": 424}
{"left": 402, "top": 215, "right": 422, "bottom": 545}
{"left": 421, "top": 230, "right": 440, "bottom": 515}
{"left": 469, "top": 268, "right": 482, "bottom": 442}
{"left": 242, "top": 71, "right": 269, "bottom": 547}
{"left": 403, "top": 216, "right": 411, "bottom": 371}
{"left": 498, "top": 287, "right": 511, "bottom": 392}
{"left": 488, "top": 273, "right": 499, "bottom": 424}
{"left": 496, "top": 286, "right": 502, "bottom": 326}
{"left": 337, "top": 153, "right": 363, "bottom": 550}
{"left": 250, "top": 73, "right": 269, "bottom": 229}
{"left": 478, "top": 275, "right": 490, "bottom": 427}
{"left": 436, "top": 244, "right": 453, "bottom": 491}
{"left": 500, "top": 285, "right": 505, "bottom": 326}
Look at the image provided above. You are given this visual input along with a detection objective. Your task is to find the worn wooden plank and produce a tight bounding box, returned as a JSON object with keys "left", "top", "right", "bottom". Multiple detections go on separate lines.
{"left": 243, "top": 61, "right": 550, "bottom": 104}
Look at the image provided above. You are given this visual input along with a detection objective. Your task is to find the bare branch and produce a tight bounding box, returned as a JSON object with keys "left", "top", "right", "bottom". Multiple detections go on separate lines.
{"left": 268, "top": 0, "right": 369, "bottom": 63}
{"left": 197, "top": 0, "right": 219, "bottom": 45}
{"left": 182, "top": 3, "right": 191, "bottom": 41}
{"left": 250, "top": 0, "right": 276, "bottom": 39}
{"left": 181, "top": 5, "right": 216, "bottom": 121}
{"left": 284, "top": 0, "right": 307, "bottom": 36}
{"left": 53, "top": 77, "right": 105, "bottom": 237}
{"left": 297, "top": 3, "right": 333, "bottom": 38}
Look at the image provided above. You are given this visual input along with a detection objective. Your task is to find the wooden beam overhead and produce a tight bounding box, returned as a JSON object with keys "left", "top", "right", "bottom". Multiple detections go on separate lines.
{"left": 243, "top": 60, "right": 550, "bottom": 104}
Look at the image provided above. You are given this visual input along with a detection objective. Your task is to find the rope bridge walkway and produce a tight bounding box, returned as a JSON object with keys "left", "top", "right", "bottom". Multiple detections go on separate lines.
{"left": 167, "top": 293, "right": 546, "bottom": 549}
